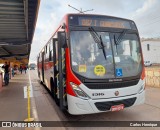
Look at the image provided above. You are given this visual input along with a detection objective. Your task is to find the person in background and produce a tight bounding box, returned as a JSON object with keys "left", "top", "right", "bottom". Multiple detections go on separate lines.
{"left": 2, "top": 62, "right": 10, "bottom": 85}
{"left": 20, "top": 65, "right": 23, "bottom": 74}
{"left": 72, "top": 44, "right": 91, "bottom": 65}
{"left": 24, "top": 66, "right": 27, "bottom": 74}
{"left": 11, "top": 68, "right": 14, "bottom": 77}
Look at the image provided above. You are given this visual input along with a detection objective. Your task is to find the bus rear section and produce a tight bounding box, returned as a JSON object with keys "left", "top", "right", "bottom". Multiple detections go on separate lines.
{"left": 38, "top": 14, "right": 145, "bottom": 115}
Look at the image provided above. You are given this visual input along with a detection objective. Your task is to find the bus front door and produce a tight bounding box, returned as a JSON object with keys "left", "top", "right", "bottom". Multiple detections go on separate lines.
{"left": 53, "top": 32, "right": 67, "bottom": 110}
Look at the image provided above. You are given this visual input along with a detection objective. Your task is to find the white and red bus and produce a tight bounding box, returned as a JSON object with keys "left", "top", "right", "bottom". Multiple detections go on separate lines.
{"left": 37, "top": 14, "right": 145, "bottom": 115}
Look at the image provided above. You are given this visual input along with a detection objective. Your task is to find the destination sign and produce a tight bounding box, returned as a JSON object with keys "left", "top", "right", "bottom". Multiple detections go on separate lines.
{"left": 78, "top": 17, "right": 131, "bottom": 29}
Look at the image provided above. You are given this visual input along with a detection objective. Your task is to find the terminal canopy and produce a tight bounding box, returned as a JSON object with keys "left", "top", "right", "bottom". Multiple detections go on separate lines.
{"left": 0, "top": 0, "right": 40, "bottom": 65}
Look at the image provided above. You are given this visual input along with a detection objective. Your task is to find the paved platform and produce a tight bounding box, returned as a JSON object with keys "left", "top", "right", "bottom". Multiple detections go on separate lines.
{"left": 0, "top": 70, "right": 160, "bottom": 130}
{"left": 0, "top": 71, "right": 64, "bottom": 130}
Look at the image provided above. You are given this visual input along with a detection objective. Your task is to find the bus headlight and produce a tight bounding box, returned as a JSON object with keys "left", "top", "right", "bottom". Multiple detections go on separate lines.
{"left": 70, "top": 82, "right": 90, "bottom": 100}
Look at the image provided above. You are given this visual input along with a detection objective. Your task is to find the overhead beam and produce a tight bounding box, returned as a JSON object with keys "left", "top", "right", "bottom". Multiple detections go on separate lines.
{"left": 0, "top": 6, "right": 23, "bottom": 11}
{"left": 0, "top": 39, "right": 27, "bottom": 42}
{"left": 0, "top": 35, "right": 26, "bottom": 39}
{"left": 0, "top": 54, "right": 29, "bottom": 58}
{"left": 0, "top": 14, "right": 24, "bottom": 19}
{"left": 0, "top": 28, "right": 25, "bottom": 31}
{"left": 0, "top": 30, "right": 25, "bottom": 33}
{"left": 0, "top": 32, "right": 26, "bottom": 34}
{"left": 0, "top": 46, "right": 11, "bottom": 55}
{"left": 0, "top": 26, "right": 25, "bottom": 30}
{"left": 0, "top": 23, "right": 25, "bottom": 26}
{"left": 0, "top": 22, "right": 25, "bottom": 24}
{"left": 0, "top": 1, "right": 23, "bottom": 6}
{"left": 0, "top": 41, "right": 30, "bottom": 45}
{"left": 0, "top": 18, "right": 24, "bottom": 22}
{"left": 0, "top": 11, "right": 24, "bottom": 15}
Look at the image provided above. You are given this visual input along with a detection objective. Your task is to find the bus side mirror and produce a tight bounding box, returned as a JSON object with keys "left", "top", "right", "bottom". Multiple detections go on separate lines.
{"left": 58, "top": 32, "right": 67, "bottom": 48}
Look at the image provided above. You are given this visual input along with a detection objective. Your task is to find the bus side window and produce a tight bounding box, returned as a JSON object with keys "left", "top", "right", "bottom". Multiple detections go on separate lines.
{"left": 55, "top": 41, "right": 58, "bottom": 60}
{"left": 45, "top": 45, "right": 48, "bottom": 60}
{"left": 49, "top": 41, "right": 53, "bottom": 61}
{"left": 49, "top": 50, "right": 53, "bottom": 61}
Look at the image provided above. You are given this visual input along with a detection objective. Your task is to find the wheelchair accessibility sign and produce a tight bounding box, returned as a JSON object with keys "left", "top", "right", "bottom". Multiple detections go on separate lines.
{"left": 116, "top": 68, "right": 123, "bottom": 77}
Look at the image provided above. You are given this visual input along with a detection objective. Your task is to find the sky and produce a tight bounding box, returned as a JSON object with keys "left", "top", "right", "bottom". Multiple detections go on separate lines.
{"left": 29, "top": 0, "right": 160, "bottom": 63}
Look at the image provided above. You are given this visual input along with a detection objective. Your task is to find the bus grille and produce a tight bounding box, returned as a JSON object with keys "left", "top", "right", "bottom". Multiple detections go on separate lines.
{"left": 84, "top": 79, "right": 139, "bottom": 89}
{"left": 95, "top": 97, "right": 136, "bottom": 111}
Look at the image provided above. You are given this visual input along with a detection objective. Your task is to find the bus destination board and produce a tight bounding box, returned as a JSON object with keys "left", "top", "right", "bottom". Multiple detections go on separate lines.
{"left": 78, "top": 17, "right": 131, "bottom": 29}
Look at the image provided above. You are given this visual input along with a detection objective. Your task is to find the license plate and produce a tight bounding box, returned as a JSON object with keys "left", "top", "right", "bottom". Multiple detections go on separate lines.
{"left": 111, "top": 104, "right": 124, "bottom": 111}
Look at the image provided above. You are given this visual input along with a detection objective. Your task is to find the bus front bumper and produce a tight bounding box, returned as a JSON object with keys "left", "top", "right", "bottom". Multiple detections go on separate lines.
{"left": 67, "top": 90, "right": 145, "bottom": 115}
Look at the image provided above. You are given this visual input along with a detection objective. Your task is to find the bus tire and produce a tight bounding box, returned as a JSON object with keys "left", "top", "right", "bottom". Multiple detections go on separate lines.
{"left": 50, "top": 78, "right": 55, "bottom": 98}
{"left": 40, "top": 80, "right": 43, "bottom": 84}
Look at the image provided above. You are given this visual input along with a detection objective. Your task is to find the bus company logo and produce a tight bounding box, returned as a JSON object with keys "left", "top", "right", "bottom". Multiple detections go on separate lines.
{"left": 115, "top": 91, "right": 119, "bottom": 96}
{"left": 92, "top": 93, "right": 104, "bottom": 96}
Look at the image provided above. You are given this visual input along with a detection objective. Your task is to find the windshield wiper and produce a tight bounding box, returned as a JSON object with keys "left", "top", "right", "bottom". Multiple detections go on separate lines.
{"left": 89, "top": 27, "right": 107, "bottom": 59}
{"left": 114, "top": 30, "right": 127, "bottom": 55}
{"left": 115, "top": 30, "right": 127, "bottom": 45}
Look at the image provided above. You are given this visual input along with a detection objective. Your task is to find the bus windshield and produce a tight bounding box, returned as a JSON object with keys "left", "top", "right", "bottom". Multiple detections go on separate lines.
{"left": 70, "top": 31, "right": 142, "bottom": 79}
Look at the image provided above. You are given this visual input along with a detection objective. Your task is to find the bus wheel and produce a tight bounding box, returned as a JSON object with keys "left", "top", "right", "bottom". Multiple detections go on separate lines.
{"left": 40, "top": 80, "right": 43, "bottom": 84}
{"left": 50, "top": 78, "right": 55, "bottom": 99}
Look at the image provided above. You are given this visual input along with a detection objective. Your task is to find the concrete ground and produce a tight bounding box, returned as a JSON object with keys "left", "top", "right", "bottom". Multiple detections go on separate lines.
{"left": 0, "top": 70, "right": 160, "bottom": 130}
